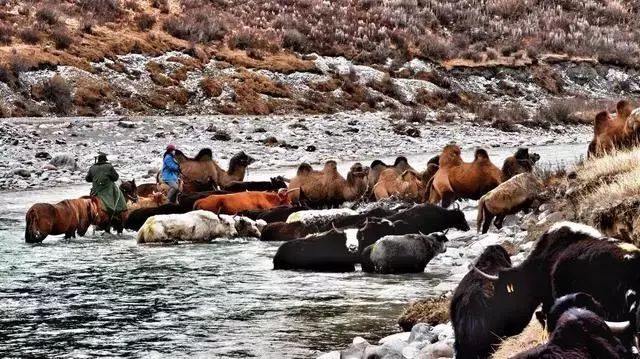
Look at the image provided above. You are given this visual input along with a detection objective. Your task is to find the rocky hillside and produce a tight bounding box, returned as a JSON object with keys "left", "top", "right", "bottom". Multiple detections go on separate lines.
{"left": 0, "top": 0, "right": 638, "bottom": 127}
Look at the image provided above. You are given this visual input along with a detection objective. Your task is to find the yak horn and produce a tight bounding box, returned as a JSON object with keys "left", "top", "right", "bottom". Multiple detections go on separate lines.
{"left": 605, "top": 321, "right": 630, "bottom": 333}
{"left": 332, "top": 222, "right": 344, "bottom": 234}
{"left": 454, "top": 202, "right": 460, "bottom": 210}
{"left": 286, "top": 187, "right": 301, "bottom": 193}
{"left": 443, "top": 228, "right": 450, "bottom": 235}
{"left": 468, "top": 263, "right": 499, "bottom": 281}
{"left": 418, "top": 231, "right": 426, "bottom": 236}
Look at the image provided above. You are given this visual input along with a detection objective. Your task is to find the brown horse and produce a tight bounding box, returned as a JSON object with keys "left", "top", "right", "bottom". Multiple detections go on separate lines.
{"left": 173, "top": 149, "right": 256, "bottom": 191}
{"left": 86, "top": 196, "right": 125, "bottom": 235}
{"left": 427, "top": 145, "right": 502, "bottom": 207}
{"left": 25, "top": 198, "right": 96, "bottom": 243}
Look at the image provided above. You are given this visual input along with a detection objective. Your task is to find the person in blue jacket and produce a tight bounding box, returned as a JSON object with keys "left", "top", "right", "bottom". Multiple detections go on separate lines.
{"left": 162, "top": 144, "right": 181, "bottom": 203}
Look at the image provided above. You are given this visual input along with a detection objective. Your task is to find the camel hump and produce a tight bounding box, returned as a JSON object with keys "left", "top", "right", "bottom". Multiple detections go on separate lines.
{"left": 296, "top": 163, "right": 313, "bottom": 176}
{"left": 594, "top": 111, "right": 610, "bottom": 136}
{"left": 474, "top": 148, "right": 490, "bottom": 162}
{"left": 194, "top": 148, "right": 213, "bottom": 161}
{"left": 370, "top": 159, "right": 388, "bottom": 168}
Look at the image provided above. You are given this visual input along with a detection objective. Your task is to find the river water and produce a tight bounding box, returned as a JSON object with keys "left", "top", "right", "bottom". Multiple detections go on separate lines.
{"left": 0, "top": 143, "right": 586, "bottom": 358}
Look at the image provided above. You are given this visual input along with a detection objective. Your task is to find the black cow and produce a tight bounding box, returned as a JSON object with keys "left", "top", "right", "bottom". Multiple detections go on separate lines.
{"left": 512, "top": 293, "right": 633, "bottom": 359}
{"left": 273, "top": 227, "right": 360, "bottom": 272}
{"left": 361, "top": 233, "right": 448, "bottom": 274}
{"left": 124, "top": 203, "right": 192, "bottom": 231}
{"left": 259, "top": 207, "right": 395, "bottom": 242}
{"left": 223, "top": 176, "right": 288, "bottom": 193}
{"left": 357, "top": 204, "right": 469, "bottom": 248}
{"left": 451, "top": 245, "right": 513, "bottom": 359}
{"left": 177, "top": 190, "right": 230, "bottom": 210}
{"left": 463, "top": 222, "right": 636, "bottom": 358}
{"left": 260, "top": 221, "right": 319, "bottom": 242}
{"left": 256, "top": 205, "right": 309, "bottom": 223}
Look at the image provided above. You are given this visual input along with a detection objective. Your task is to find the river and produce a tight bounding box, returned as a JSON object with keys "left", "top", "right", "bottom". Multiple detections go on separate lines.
{"left": 0, "top": 143, "right": 586, "bottom": 358}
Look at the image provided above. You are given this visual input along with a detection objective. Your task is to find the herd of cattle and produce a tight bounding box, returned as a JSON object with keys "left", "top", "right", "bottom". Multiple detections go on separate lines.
{"left": 21, "top": 101, "right": 640, "bottom": 358}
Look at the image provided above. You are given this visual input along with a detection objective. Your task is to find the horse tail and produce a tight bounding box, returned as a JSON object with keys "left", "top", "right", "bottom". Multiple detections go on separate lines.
{"left": 476, "top": 196, "right": 486, "bottom": 233}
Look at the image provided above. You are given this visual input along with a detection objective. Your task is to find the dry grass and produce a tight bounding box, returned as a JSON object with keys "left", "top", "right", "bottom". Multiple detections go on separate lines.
{"left": 397, "top": 296, "right": 450, "bottom": 332}
{"left": 214, "top": 48, "right": 316, "bottom": 74}
{"left": 491, "top": 316, "right": 544, "bottom": 359}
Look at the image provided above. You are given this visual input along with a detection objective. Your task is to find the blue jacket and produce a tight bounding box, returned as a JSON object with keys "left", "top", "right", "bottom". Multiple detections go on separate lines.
{"left": 161, "top": 154, "right": 180, "bottom": 183}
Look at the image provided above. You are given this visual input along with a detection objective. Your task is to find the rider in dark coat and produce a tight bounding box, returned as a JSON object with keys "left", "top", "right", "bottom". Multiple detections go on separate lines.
{"left": 86, "top": 153, "right": 127, "bottom": 215}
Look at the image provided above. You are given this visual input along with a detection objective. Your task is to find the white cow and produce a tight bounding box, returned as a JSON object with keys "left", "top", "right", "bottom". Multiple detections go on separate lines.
{"left": 137, "top": 210, "right": 238, "bottom": 244}
{"left": 285, "top": 208, "right": 357, "bottom": 228}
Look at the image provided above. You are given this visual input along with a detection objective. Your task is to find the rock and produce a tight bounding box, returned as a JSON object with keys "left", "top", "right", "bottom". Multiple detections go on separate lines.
{"left": 212, "top": 130, "right": 232, "bottom": 141}
{"left": 49, "top": 154, "right": 77, "bottom": 170}
{"left": 431, "top": 324, "right": 454, "bottom": 342}
{"left": 393, "top": 124, "right": 420, "bottom": 138}
{"left": 154, "top": 132, "right": 166, "bottom": 138}
{"left": 264, "top": 136, "right": 279, "bottom": 146}
{"left": 317, "top": 351, "right": 340, "bottom": 359}
{"left": 135, "top": 136, "right": 150, "bottom": 143}
{"left": 35, "top": 152, "right": 52, "bottom": 160}
{"left": 54, "top": 138, "right": 67, "bottom": 145}
{"left": 306, "top": 145, "right": 317, "bottom": 152}
{"left": 117, "top": 120, "right": 137, "bottom": 129}
{"left": 418, "top": 341, "right": 454, "bottom": 358}
{"left": 408, "top": 324, "right": 437, "bottom": 345}
{"left": 289, "top": 122, "right": 309, "bottom": 131}
{"left": 11, "top": 139, "right": 18, "bottom": 145}
{"left": 254, "top": 127, "right": 267, "bottom": 133}
{"left": 363, "top": 345, "right": 404, "bottom": 359}
{"left": 402, "top": 346, "right": 419, "bottom": 359}
{"left": 12, "top": 168, "right": 31, "bottom": 178}
{"left": 380, "top": 332, "right": 411, "bottom": 345}
{"left": 43, "top": 164, "right": 57, "bottom": 170}
{"left": 341, "top": 337, "right": 370, "bottom": 358}
{"left": 345, "top": 127, "right": 360, "bottom": 133}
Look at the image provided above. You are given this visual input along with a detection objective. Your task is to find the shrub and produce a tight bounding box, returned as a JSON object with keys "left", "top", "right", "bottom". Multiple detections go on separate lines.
{"left": 0, "top": 22, "right": 13, "bottom": 44}
{"left": 152, "top": 0, "right": 170, "bottom": 13}
{"left": 136, "top": 13, "right": 156, "bottom": 31}
{"left": 77, "top": 0, "right": 123, "bottom": 23}
{"left": 123, "top": 0, "right": 141, "bottom": 11}
{"left": 35, "top": 7, "right": 59, "bottom": 26}
{"left": 418, "top": 34, "right": 451, "bottom": 61}
{"left": 282, "top": 29, "right": 306, "bottom": 52}
{"left": 200, "top": 77, "right": 223, "bottom": 97}
{"left": 43, "top": 75, "right": 72, "bottom": 115}
{"left": 52, "top": 27, "right": 73, "bottom": 49}
{"left": 228, "top": 32, "right": 256, "bottom": 50}
{"left": 18, "top": 28, "right": 41, "bottom": 44}
{"left": 81, "top": 18, "right": 95, "bottom": 34}
{"left": 163, "top": 12, "right": 227, "bottom": 43}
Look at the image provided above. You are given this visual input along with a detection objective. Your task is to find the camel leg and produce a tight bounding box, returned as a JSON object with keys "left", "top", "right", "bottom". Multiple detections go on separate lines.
{"left": 482, "top": 211, "right": 494, "bottom": 234}
{"left": 64, "top": 231, "right": 75, "bottom": 239}
{"left": 493, "top": 215, "right": 506, "bottom": 230}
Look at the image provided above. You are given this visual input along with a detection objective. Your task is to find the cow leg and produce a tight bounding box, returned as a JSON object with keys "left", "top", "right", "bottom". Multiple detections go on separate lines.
{"left": 441, "top": 193, "right": 455, "bottom": 208}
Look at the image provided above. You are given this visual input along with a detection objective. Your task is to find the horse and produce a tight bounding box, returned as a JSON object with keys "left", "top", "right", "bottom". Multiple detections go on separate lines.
{"left": 25, "top": 198, "right": 96, "bottom": 243}
{"left": 84, "top": 196, "right": 125, "bottom": 235}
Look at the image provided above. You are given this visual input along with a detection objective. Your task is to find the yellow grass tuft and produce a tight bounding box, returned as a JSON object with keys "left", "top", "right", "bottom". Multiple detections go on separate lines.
{"left": 397, "top": 296, "right": 450, "bottom": 332}
{"left": 491, "top": 316, "right": 545, "bottom": 359}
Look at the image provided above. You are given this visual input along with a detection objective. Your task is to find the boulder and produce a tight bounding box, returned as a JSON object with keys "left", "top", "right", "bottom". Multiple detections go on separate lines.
{"left": 418, "top": 341, "right": 454, "bottom": 359}
{"left": 49, "top": 154, "right": 77, "bottom": 170}
{"left": 35, "top": 151, "right": 52, "bottom": 160}
{"left": 363, "top": 345, "right": 404, "bottom": 359}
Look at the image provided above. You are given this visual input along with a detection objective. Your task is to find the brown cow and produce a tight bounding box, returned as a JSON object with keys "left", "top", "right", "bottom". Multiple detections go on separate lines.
{"left": 25, "top": 198, "right": 96, "bottom": 243}
{"left": 174, "top": 149, "right": 255, "bottom": 190}
{"left": 194, "top": 189, "right": 292, "bottom": 214}
{"left": 288, "top": 161, "right": 368, "bottom": 208}
{"left": 427, "top": 145, "right": 502, "bottom": 207}
{"left": 124, "top": 192, "right": 169, "bottom": 221}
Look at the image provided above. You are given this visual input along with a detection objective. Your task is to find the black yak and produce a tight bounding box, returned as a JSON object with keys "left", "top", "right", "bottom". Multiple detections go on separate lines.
{"left": 512, "top": 293, "right": 633, "bottom": 359}
{"left": 451, "top": 245, "right": 513, "bottom": 359}
{"left": 222, "top": 176, "right": 288, "bottom": 192}
{"left": 356, "top": 204, "right": 469, "bottom": 248}
{"left": 272, "top": 227, "right": 360, "bottom": 272}
{"left": 360, "top": 232, "right": 448, "bottom": 274}
{"left": 461, "top": 221, "right": 638, "bottom": 357}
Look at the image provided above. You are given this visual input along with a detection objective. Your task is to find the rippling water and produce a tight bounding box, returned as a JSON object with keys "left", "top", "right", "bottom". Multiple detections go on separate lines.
{"left": 0, "top": 143, "right": 586, "bottom": 358}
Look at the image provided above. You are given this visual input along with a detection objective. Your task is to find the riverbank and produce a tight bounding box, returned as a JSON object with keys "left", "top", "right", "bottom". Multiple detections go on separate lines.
{"left": 0, "top": 112, "right": 590, "bottom": 191}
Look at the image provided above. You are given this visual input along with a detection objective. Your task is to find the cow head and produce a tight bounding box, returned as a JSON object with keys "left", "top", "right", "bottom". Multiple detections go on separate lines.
{"left": 332, "top": 223, "right": 359, "bottom": 253}
{"left": 280, "top": 188, "right": 295, "bottom": 205}
{"left": 357, "top": 218, "right": 410, "bottom": 249}
{"left": 447, "top": 207, "right": 470, "bottom": 231}
{"left": 422, "top": 231, "right": 448, "bottom": 254}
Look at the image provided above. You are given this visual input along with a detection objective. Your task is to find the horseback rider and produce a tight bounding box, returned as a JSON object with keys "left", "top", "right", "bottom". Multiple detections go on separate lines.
{"left": 162, "top": 144, "right": 181, "bottom": 203}
{"left": 86, "top": 152, "right": 127, "bottom": 231}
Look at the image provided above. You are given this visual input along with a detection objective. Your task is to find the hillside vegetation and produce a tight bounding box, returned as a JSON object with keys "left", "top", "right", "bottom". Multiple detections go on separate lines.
{"left": 0, "top": 0, "right": 638, "bottom": 118}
